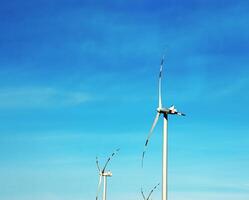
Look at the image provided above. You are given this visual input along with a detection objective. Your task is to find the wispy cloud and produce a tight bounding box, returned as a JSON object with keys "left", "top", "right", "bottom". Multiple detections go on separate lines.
{"left": 212, "top": 76, "right": 249, "bottom": 99}
{"left": 0, "top": 86, "right": 91, "bottom": 108}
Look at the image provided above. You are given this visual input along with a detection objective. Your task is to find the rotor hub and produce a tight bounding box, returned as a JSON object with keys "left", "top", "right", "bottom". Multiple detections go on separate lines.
{"left": 102, "top": 171, "right": 112, "bottom": 177}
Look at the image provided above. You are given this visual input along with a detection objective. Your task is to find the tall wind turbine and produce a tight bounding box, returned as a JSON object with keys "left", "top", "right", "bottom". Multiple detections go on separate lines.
{"left": 142, "top": 56, "right": 185, "bottom": 200}
{"left": 141, "top": 183, "right": 160, "bottom": 200}
{"left": 96, "top": 148, "right": 119, "bottom": 200}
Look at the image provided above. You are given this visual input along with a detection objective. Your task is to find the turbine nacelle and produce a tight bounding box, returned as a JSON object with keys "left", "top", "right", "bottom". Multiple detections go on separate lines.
{"left": 157, "top": 107, "right": 169, "bottom": 114}
{"left": 157, "top": 105, "right": 185, "bottom": 116}
{"left": 101, "top": 171, "right": 112, "bottom": 177}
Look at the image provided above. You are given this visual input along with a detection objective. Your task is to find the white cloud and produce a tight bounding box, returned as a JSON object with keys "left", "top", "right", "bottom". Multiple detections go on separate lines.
{"left": 213, "top": 76, "right": 249, "bottom": 99}
{"left": 0, "top": 86, "right": 91, "bottom": 108}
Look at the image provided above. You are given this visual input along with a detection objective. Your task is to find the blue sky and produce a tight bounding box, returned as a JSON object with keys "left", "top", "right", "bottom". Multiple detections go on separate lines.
{"left": 0, "top": 0, "right": 249, "bottom": 200}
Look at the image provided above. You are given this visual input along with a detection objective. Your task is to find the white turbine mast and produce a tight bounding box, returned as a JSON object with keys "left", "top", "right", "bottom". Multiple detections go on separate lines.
{"left": 142, "top": 56, "right": 185, "bottom": 200}
{"left": 141, "top": 183, "right": 160, "bottom": 200}
{"left": 96, "top": 148, "right": 119, "bottom": 200}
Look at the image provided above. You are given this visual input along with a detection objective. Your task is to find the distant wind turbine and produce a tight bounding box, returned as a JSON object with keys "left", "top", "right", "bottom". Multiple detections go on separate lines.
{"left": 96, "top": 148, "right": 119, "bottom": 200}
{"left": 141, "top": 183, "right": 160, "bottom": 200}
{"left": 142, "top": 56, "right": 185, "bottom": 200}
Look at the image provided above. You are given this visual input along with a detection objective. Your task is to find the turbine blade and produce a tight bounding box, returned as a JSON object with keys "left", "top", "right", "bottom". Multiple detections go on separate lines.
{"left": 177, "top": 112, "right": 186, "bottom": 116}
{"left": 141, "top": 188, "right": 146, "bottom": 200}
{"left": 142, "top": 112, "right": 160, "bottom": 167}
{"left": 158, "top": 56, "right": 164, "bottom": 109}
{"left": 149, "top": 112, "right": 160, "bottom": 138}
{"left": 148, "top": 183, "right": 160, "bottom": 199}
{"left": 102, "top": 148, "right": 120, "bottom": 172}
{"left": 96, "top": 175, "right": 102, "bottom": 200}
{"left": 96, "top": 157, "right": 100, "bottom": 172}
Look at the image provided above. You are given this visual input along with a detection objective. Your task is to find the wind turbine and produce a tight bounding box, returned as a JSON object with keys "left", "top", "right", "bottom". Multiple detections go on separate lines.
{"left": 96, "top": 148, "right": 119, "bottom": 200}
{"left": 142, "top": 56, "right": 185, "bottom": 200}
{"left": 141, "top": 183, "right": 160, "bottom": 200}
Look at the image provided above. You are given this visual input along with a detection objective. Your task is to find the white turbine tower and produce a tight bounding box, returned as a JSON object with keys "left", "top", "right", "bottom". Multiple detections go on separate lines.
{"left": 141, "top": 183, "right": 160, "bottom": 200}
{"left": 142, "top": 56, "right": 185, "bottom": 200}
{"left": 96, "top": 148, "right": 119, "bottom": 200}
